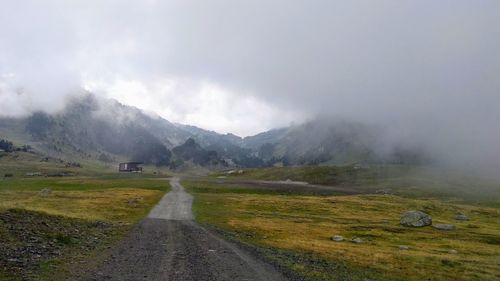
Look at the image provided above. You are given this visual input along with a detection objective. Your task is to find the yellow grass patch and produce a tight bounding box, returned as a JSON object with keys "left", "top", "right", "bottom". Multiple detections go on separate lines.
{"left": 194, "top": 194, "right": 500, "bottom": 281}
{"left": 0, "top": 188, "right": 163, "bottom": 223}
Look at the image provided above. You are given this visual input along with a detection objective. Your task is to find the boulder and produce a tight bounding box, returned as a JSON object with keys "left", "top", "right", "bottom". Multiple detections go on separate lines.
{"left": 351, "top": 237, "right": 363, "bottom": 244}
{"left": 433, "top": 224, "right": 455, "bottom": 231}
{"left": 330, "top": 235, "right": 344, "bottom": 242}
{"left": 448, "top": 249, "right": 458, "bottom": 254}
{"left": 455, "top": 214, "right": 469, "bottom": 221}
{"left": 38, "top": 188, "right": 52, "bottom": 197}
{"left": 375, "top": 188, "right": 394, "bottom": 195}
{"left": 400, "top": 210, "right": 432, "bottom": 227}
{"left": 399, "top": 245, "right": 409, "bottom": 250}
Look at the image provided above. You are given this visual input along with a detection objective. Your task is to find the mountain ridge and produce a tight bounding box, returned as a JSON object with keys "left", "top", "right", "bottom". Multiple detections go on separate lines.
{"left": 0, "top": 93, "right": 429, "bottom": 168}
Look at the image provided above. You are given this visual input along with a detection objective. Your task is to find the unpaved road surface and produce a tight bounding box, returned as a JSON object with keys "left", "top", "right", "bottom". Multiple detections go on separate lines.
{"left": 80, "top": 178, "right": 287, "bottom": 281}
{"left": 148, "top": 178, "right": 194, "bottom": 220}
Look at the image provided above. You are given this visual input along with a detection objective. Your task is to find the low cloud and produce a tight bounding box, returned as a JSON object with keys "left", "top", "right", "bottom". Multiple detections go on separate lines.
{"left": 0, "top": 0, "right": 499, "bottom": 171}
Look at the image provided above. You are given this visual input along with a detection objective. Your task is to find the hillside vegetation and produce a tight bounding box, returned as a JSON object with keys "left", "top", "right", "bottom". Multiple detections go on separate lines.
{"left": 187, "top": 166, "right": 500, "bottom": 280}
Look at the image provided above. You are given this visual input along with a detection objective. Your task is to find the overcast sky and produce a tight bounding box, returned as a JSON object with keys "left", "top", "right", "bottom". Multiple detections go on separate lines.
{"left": 0, "top": 0, "right": 499, "bottom": 143}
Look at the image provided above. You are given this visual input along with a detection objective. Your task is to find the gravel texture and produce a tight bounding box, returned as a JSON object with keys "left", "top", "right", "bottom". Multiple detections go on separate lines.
{"left": 78, "top": 178, "right": 287, "bottom": 281}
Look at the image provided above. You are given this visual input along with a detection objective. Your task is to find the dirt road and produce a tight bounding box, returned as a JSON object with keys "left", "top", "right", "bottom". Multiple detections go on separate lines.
{"left": 148, "top": 178, "right": 194, "bottom": 220}
{"left": 80, "top": 178, "right": 287, "bottom": 281}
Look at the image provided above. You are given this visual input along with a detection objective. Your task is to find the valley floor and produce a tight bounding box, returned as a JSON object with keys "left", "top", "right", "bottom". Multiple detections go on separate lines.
{"left": 183, "top": 175, "right": 500, "bottom": 281}
{"left": 0, "top": 164, "right": 499, "bottom": 281}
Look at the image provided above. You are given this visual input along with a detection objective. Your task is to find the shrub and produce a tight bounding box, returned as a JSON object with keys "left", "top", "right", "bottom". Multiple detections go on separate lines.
{"left": 0, "top": 139, "right": 14, "bottom": 152}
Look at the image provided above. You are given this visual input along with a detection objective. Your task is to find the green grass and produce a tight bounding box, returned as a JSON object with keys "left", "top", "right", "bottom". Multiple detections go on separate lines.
{"left": 0, "top": 179, "right": 169, "bottom": 281}
{"left": 0, "top": 176, "right": 170, "bottom": 192}
{"left": 0, "top": 151, "right": 110, "bottom": 176}
{"left": 0, "top": 148, "right": 175, "bottom": 280}
{"left": 0, "top": 150, "right": 172, "bottom": 177}
{"left": 214, "top": 165, "right": 359, "bottom": 185}
{"left": 214, "top": 165, "right": 500, "bottom": 205}
{"left": 184, "top": 177, "right": 500, "bottom": 281}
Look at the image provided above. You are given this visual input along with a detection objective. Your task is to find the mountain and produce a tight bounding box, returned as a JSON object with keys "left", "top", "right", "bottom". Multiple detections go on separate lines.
{"left": 0, "top": 93, "right": 429, "bottom": 168}
{"left": 0, "top": 94, "right": 228, "bottom": 166}
{"left": 240, "top": 118, "right": 430, "bottom": 166}
{"left": 174, "top": 124, "right": 263, "bottom": 167}
{"left": 241, "top": 128, "right": 289, "bottom": 150}
{"left": 170, "top": 138, "right": 224, "bottom": 169}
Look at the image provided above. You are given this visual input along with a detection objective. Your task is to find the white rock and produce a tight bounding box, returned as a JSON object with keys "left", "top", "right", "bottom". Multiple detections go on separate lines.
{"left": 330, "top": 235, "right": 344, "bottom": 242}
{"left": 351, "top": 237, "right": 363, "bottom": 244}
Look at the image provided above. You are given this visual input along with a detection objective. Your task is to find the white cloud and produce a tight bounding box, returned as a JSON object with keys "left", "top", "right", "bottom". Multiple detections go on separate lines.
{"left": 0, "top": 0, "right": 499, "bottom": 171}
{"left": 84, "top": 76, "right": 302, "bottom": 136}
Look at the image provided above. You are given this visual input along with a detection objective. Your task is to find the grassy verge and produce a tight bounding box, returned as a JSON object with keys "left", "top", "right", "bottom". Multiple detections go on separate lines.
{"left": 0, "top": 175, "right": 171, "bottom": 280}
{"left": 184, "top": 179, "right": 500, "bottom": 281}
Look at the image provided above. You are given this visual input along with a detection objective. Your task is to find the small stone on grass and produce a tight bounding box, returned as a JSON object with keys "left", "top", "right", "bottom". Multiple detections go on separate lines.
{"left": 38, "top": 188, "right": 52, "bottom": 197}
{"left": 331, "top": 235, "right": 344, "bottom": 242}
{"left": 351, "top": 237, "right": 363, "bottom": 244}
{"left": 433, "top": 224, "right": 456, "bottom": 231}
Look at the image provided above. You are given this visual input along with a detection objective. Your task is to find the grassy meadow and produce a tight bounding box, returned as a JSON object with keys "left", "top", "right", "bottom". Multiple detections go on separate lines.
{"left": 0, "top": 152, "right": 171, "bottom": 280}
{"left": 186, "top": 166, "right": 500, "bottom": 281}
{"left": 1, "top": 151, "right": 499, "bottom": 281}
{"left": 215, "top": 165, "right": 500, "bottom": 205}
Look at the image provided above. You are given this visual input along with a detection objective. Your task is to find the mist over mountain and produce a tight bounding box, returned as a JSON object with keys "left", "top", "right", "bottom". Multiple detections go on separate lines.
{"left": 0, "top": 93, "right": 430, "bottom": 169}
{"left": 0, "top": 1, "right": 498, "bottom": 176}
{"left": 1, "top": 3, "right": 499, "bottom": 281}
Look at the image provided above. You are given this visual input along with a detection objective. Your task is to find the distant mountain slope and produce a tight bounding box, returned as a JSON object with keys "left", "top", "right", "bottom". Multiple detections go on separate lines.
{"left": 268, "top": 119, "right": 377, "bottom": 165}
{"left": 0, "top": 93, "right": 271, "bottom": 167}
{"left": 0, "top": 94, "right": 231, "bottom": 166}
{"left": 0, "top": 93, "right": 429, "bottom": 168}
{"left": 247, "top": 118, "right": 430, "bottom": 166}
{"left": 170, "top": 138, "right": 223, "bottom": 168}
{"left": 241, "top": 128, "right": 289, "bottom": 150}
{"left": 178, "top": 125, "right": 242, "bottom": 146}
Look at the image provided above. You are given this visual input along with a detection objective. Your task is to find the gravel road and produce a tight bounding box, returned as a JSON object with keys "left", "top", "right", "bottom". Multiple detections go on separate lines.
{"left": 80, "top": 177, "right": 287, "bottom": 281}
{"left": 148, "top": 177, "right": 194, "bottom": 220}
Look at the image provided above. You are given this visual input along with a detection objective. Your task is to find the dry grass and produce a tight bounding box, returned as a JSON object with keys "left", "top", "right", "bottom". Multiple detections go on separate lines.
{"left": 192, "top": 192, "right": 500, "bottom": 280}
{"left": 0, "top": 152, "right": 171, "bottom": 280}
{"left": 0, "top": 175, "right": 169, "bottom": 280}
{"left": 0, "top": 188, "right": 163, "bottom": 224}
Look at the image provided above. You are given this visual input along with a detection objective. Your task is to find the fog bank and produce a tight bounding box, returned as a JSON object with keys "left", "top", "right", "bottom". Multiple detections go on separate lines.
{"left": 0, "top": 0, "right": 499, "bottom": 174}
